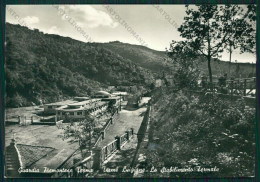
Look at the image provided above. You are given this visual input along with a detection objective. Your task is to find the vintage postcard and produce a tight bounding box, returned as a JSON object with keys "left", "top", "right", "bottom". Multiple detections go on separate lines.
{"left": 3, "top": 3, "right": 257, "bottom": 179}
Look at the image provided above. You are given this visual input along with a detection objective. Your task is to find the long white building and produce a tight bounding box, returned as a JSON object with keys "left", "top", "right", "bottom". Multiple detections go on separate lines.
{"left": 56, "top": 99, "right": 108, "bottom": 120}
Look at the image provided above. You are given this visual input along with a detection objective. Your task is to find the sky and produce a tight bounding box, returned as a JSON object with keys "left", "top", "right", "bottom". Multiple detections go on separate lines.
{"left": 5, "top": 5, "right": 256, "bottom": 63}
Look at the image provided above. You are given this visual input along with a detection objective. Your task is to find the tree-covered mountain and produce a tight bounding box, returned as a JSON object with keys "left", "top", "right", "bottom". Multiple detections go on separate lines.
{"left": 5, "top": 23, "right": 155, "bottom": 107}
{"left": 95, "top": 42, "right": 255, "bottom": 79}
{"left": 95, "top": 41, "right": 172, "bottom": 73}
{"left": 4, "top": 23, "right": 255, "bottom": 107}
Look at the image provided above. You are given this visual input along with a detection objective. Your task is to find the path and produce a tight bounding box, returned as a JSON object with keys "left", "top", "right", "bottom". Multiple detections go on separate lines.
{"left": 97, "top": 97, "right": 150, "bottom": 148}
{"left": 96, "top": 135, "right": 139, "bottom": 177}
{"left": 97, "top": 107, "right": 147, "bottom": 147}
{"left": 95, "top": 97, "right": 151, "bottom": 177}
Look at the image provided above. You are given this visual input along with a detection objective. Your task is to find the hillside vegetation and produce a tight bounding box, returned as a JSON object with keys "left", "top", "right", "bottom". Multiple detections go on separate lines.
{"left": 146, "top": 88, "right": 255, "bottom": 177}
{"left": 97, "top": 41, "right": 256, "bottom": 78}
{"left": 97, "top": 41, "right": 172, "bottom": 73}
{"left": 5, "top": 23, "right": 255, "bottom": 107}
{"left": 5, "top": 23, "right": 154, "bottom": 107}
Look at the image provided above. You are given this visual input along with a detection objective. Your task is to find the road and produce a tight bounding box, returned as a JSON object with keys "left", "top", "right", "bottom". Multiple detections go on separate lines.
{"left": 95, "top": 97, "right": 150, "bottom": 177}
{"left": 97, "top": 97, "right": 150, "bottom": 148}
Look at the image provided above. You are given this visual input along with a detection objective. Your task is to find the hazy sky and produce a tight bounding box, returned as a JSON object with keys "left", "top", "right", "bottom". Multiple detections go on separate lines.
{"left": 6, "top": 5, "right": 256, "bottom": 63}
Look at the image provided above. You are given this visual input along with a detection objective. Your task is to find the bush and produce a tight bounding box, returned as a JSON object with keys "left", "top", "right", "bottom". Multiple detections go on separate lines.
{"left": 5, "top": 93, "right": 27, "bottom": 107}
{"left": 147, "top": 90, "right": 256, "bottom": 177}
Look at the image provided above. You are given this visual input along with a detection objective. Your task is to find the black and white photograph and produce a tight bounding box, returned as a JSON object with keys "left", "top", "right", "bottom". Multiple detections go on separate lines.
{"left": 3, "top": 3, "right": 258, "bottom": 179}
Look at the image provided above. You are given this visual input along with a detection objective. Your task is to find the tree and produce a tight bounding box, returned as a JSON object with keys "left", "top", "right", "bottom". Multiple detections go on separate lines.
{"left": 150, "top": 82, "right": 155, "bottom": 90}
{"left": 63, "top": 114, "right": 96, "bottom": 157}
{"left": 107, "top": 100, "right": 117, "bottom": 116}
{"left": 239, "top": 4, "right": 256, "bottom": 54}
{"left": 167, "top": 41, "right": 200, "bottom": 89}
{"left": 178, "top": 5, "right": 232, "bottom": 86}
{"left": 220, "top": 5, "right": 256, "bottom": 75}
{"left": 220, "top": 5, "right": 243, "bottom": 75}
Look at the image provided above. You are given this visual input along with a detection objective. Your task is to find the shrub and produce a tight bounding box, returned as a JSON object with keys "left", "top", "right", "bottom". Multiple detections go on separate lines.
{"left": 147, "top": 90, "right": 255, "bottom": 177}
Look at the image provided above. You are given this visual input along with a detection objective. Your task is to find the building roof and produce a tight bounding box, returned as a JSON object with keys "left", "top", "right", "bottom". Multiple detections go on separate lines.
{"left": 58, "top": 101, "right": 107, "bottom": 112}
{"left": 112, "top": 92, "right": 128, "bottom": 96}
{"left": 5, "top": 124, "right": 80, "bottom": 174}
{"left": 95, "top": 91, "right": 111, "bottom": 96}
{"left": 67, "top": 100, "right": 92, "bottom": 107}
{"left": 73, "top": 97, "right": 90, "bottom": 101}
{"left": 45, "top": 100, "right": 77, "bottom": 106}
{"left": 58, "top": 106, "right": 85, "bottom": 112}
{"left": 16, "top": 144, "right": 55, "bottom": 168}
{"left": 66, "top": 99, "right": 101, "bottom": 107}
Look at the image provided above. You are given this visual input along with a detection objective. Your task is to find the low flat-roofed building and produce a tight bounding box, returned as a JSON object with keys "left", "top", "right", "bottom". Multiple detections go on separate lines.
{"left": 56, "top": 99, "right": 108, "bottom": 121}
{"left": 43, "top": 100, "right": 77, "bottom": 114}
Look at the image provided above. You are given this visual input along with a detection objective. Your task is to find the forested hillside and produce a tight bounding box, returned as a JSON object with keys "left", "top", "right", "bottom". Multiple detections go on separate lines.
{"left": 4, "top": 23, "right": 255, "bottom": 107}
{"left": 5, "top": 23, "right": 154, "bottom": 107}
{"left": 96, "top": 41, "right": 171, "bottom": 73}
{"left": 97, "top": 42, "right": 255, "bottom": 79}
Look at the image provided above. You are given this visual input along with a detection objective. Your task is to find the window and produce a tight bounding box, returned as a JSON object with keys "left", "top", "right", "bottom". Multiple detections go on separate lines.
{"left": 48, "top": 106, "right": 52, "bottom": 109}
{"left": 70, "top": 112, "right": 74, "bottom": 115}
